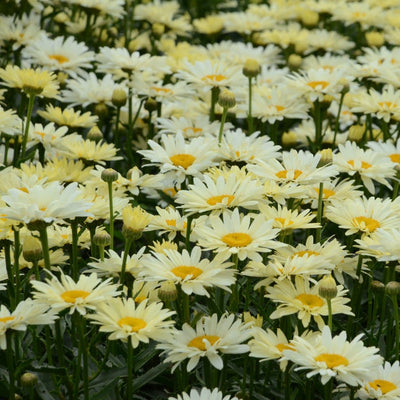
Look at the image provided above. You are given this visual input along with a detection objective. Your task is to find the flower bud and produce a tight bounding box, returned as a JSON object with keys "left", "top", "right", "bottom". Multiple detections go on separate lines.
{"left": 94, "top": 102, "right": 109, "bottom": 119}
{"left": 152, "top": 22, "right": 165, "bottom": 38}
{"left": 386, "top": 281, "right": 400, "bottom": 296}
{"left": 218, "top": 89, "right": 236, "bottom": 109}
{"left": 20, "top": 372, "right": 38, "bottom": 387}
{"left": 93, "top": 230, "right": 111, "bottom": 247}
{"left": 281, "top": 131, "right": 297, "bottom": 147}
{"left": 111, "top": 88, "right": 127, "bottom": 108}
{"left": 366, "top": 31, "right": 385, "bottom": 47}
{"left": 158, "top": 280, "right": 178, "bottom": 302}
{"left": 348, "top": 124, "right": 365, "bottom": 142}
{"left": 101, "top": 168, "right": 119, "bottom": 183}
{"left": 371, "top": 280, "right": 385, "bottom": 293}
{"left": 23, "top": 235, "right": 43, "bottom": 262}
{"left": 288, "top": 54, "right": 302, "bottom": 69}
{"left": 318, "top": 148, "right": 333, "bottom": 166}
{"left": 299, "top": 10, "right": 319, "bottom": 27}
{"left": 318, "top": 275, "right": 337, "bottom": 300}
{"left": 87, "top": 126, "right": 103, "bottom": 142}
{"left": 242, "top": 59, "right": 261, "bottom": 78}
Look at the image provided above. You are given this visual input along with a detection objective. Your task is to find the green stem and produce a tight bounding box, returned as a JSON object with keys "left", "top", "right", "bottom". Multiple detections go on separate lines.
{"left": 325, "top": 378, "right": 333, "bottom": 400}
{"left": 79, "top": 314, "right": 89, "bottom": 400}
{"left": 13, "top": 229, "right": 21, "bottom": 306}
{"left": 70, "top": 220, "right": 79, "bottom": 280}
{"left": 120, "top": 239, "right": 132, "bottom": 286}
{"left": 391, "top": 293, "right": 399, "bottom": 360}
{"left": 327, "top": 298, "right": 333, "bottom": 331}
{"left": 20, "top": 93, "right": 35, "bottom": 162}
{"left": 218, "top": 107, "right": 228, "bottom": 145}
{"left": 210, "top": 87, "right": 220, "bottom": 122}
{"left": 315, "top": 182, "right": 324, "bottom": 242}
{"left": 332, "top": 91, "right": 345, "bottom": 149}
{"left": 185, "top": 215, "right": 193, "bottom": 251}
{"left": 115, "top": 106, "right": 121, "bottom": 148}
{"left": 38, "top": 226, "right": 51, "bottom": 271}
{"left": 247, "top": 76, "right": 254, "bottom": 134}
{"left": 127, "top": 338, "right": 134, "bottom": 400}
{"left": 6, "top": 331, "right": 15, "bottom": 400}
{"left": 107, "top": 181, "right": 114, "bottom": 250}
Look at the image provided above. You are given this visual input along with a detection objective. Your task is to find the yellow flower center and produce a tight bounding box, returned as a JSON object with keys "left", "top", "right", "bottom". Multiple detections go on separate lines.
{"left": 0, "top": 316, "right": 15, "bottom": 323}
{"left": 275, "top": 217, "right": 294, "bottom": 226}
{"left": 276, "top": 343, "right": 294, "bottom": 352}
{"left": 275, "top": 105, "right": 285, "bottom": 112}
{"left": 295, "top": 293, "right": 324, "bottom": 308}
{"left": 390, "top": 153, "right": 400, "bottom": 164}
{"left": 353, "top": 11, "right": 366, "bottom": 18}
{"left": 166, "top": 219, "right": 177, "bottom": 226}
{"left": 378, "top": 101, "right": 396, "bottom": 108}
{"left": 314, "top": 353, "right": 349, "bottom": 368}
{"left": 163, "top": 187, "right": 177, "bottom": 197}
{"left": 134, "top": 295, "right": 147, "bottom": 303}
{"left": 171, "top": 265, "right": 203, "bottom": 280}
{"left": 118, "top": 317, "right": 147, "bottom": 332}
{"left": 188, "top": 334, "right": 220, "bottom": 350}
{"left": 18, "top": 187, "right": 29, "bottom": 193}
{"left": 347, "top": 159, "right": 372, "bottom": 169}
{"left": 183, "top": 127, "right": 203, "bottom": 135}
{"left": 49, "top": 54, "right": 69, "bottom": 64}
{"left": 222, "top": 232, "right": 252, "bottom": 247}
{"left": 207, "top": 194, "right": 235, "bottom": 206}
{"left": 352, "top": 216, "right": 380, "bottom": 233}
{"left": 314, "top": 187, "right": 336, "bottom": 198}
{"left": 369, "top": 379, "right": 397, "bottom": 394}
{"left": 307, "top": 81, "right": 329, "bottom": 90}
{"left": 170, "top": 154, "right": 196, "bottom": 169}
{"left": 151, "top": 86, "right": 172, "bottom": 94}
{"left": 292, "top": 250, "right": 320, "bottom": 258}
{"left": 322, "top": 65, "right": 335, "bottom": 72}
{"left": 60, "top": 290, "right": 90, "bottom": 303}
{"left": 275, "top": 169, "right": 303, "bottom": 180}
{"left": 202, "top": 74, "right": 227, "bottom": 83}
{"left": 35, "top": 131, "right": 46, "bottom": 139}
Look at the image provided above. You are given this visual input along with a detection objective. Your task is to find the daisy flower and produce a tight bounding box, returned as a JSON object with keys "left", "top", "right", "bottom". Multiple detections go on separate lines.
{"left": 367, "top": 140, "right": 400, "bottom": 170}
{"left": 139, "top": 246, "right": 235, "bottom": 297}
{"left": 37, "top": 105, "right": 98, "bottom": 128}
{"left": 0, "top": 298, "right": 58, "bottom": 349}
{"left": 0, "top": 106, "right": 21, "bottom": 136}
{"left": 258, "top": 203, "right": 320, "bottom": 232}
{"left": 157, "top": 313, "right": 251, "bottom": 372}
{"left": 31, "top": 271, "right": 120, "bottom": 315}
{"left": 217, "top": 129, "right": 281, "bottom": 164}
{"left": 193, "top": 208, "right": 283, "bottom": 262}
{"left": 266, "top": 276, "right": 353, "bottom": 329}
{"left": 325, "top": 196, "right": 400, "bottom": 236}
{"left": 248, "top": 149, "right": 338, "bottom": 186}
{"left": 0, "top": 181, "right": 93, "bottom": 225}
{"left": 145, "top": 206, "right": 187, "bottom": 240}
{"left": 0, "top": 65, "right": 59, "bottom": 98}
{"left": 169, "top": 387, "right": 239, "bottom": 400}
{"left": 87, "top": 247, "right": 145, "bottom": 278}
{"left": 283, "top": 326, "right": 383, "bottom": 386}
{"left": 61, "top": 73, "right": 126, "bottom": 107}
{"left": 357, "top": 361, "right": 400, "bottom": 400}
{"left": 87, "top": 297, "right": 174, "bottom": 348}
{"left": 22, "top": 33, "right": 95, "bottom": 77}
{"left": 175, "top": 173, "right": 263, "bottom": 216}
{"left": 175, "top": 59, "right": 243, "bottom": 92}
{"left": 285, "top": 68, "right": 348, "bottom": 102}
{"left": 333, "top": 141, "right": 395, "bottom": 194}
{"left": 68, "top": 0, "right": 125, "bottom": 18}
{"left": 138, "top": 133, "right": 218, "bottom": 183}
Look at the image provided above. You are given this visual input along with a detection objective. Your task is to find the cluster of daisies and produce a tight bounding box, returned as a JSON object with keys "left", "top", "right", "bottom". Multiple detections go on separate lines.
{"left": 2, "top": 0, "right": 400, "bottom": 399}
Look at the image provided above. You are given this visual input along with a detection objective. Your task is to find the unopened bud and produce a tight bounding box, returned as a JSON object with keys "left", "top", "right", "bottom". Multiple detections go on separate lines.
{"left": 218, "top": 89, "right": 236, "bottom": 109}
{"left": 101, "top": 168, "right": 119, "bottom": 183}
{"left": 94, "top": 102, "right": 109, "bottom": 119}
{"left": 288, "top": 54, "right": 302, "bottom": 69}
{"left": 152, "top": 22, "right": 165, "bottom": 38}
{"left": 281, "top": 131, "right": 297, "bottom": 147}
{"left": 300, "top": 10, "right": 319, "bottom": 27}
{"left": 144, "top": 98, "right": 158, "bottom": 113}
{"left": 318, "top": 275, "right": 337, "bottom": 300}
{"left": 23, "top": 235, "right": 43, "bottom": 262}
{"left": 87, "top": 126, "right": 103, "bottom": 142}
{"left": 366, "top": 31, "right": 385, "bottom": 47}
{"left": 318, "top": 148, "right": 333, "bottom": 166}
{"left": 158, "top": 280, "right": 178, "bottom": 302}
{"left": 348, "top": 124, "right": 365, "bottom": 142}
{"left": 112, "top": 88, "right": 127, "bottom": 108}
{"left": 20, "top": 372, "right": 38, "bottom": 387}
{"left": 93, "top": 230, "right": 111, "bottom": 247}
{"left": 386, "top": 281, "right": 400, "bottom": 296}
{"left": 371, "top": 280, "right": 385, "bottom": 293}
{"left": 243, "top": 59, "right": 261, "bottom": 78}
